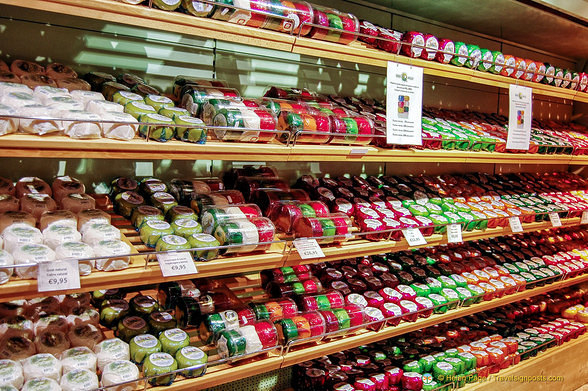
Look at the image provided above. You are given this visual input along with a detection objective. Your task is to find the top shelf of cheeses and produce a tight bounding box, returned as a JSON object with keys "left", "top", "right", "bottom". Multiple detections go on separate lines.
{"left": 1, "top": 0, "right": 588, "bottom": 103}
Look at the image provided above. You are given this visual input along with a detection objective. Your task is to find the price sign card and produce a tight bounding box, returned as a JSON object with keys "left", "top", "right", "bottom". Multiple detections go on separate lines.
{"left": 157, "top": 252, "right": 198, "bottom": 277}
{"left": 294, "top": 239, "right": 325, "bottom": 260}
{"left": 386, "top": 62, "right": 424, "bottom": 145}
{"left": 447, "top": 224, "right": 463, "bottom": 243}
{"left": 582, "top": 211, "right": 588, "bottom": 225}
{"left": 507, "top": 85, "right": 533, "bottom": 150}
{"left": 38, "top": 259, "right": 80, "bottom": 292}
{"left": 549, "top": 212, "right": 562, "bottom": 227}
{"left": 403, "top": 228, "right": 427, "bottom": 246}
{"left": 509, "top": 217, "right": 524, "bottom": 233}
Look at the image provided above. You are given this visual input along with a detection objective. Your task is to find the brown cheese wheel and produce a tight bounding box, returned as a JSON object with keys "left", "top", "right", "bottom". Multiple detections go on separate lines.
{"left": 39, "top": 210, "right": 77, "bottom": 231}
{"left": 0, "top": 72, "right": 20, "bottom": 84}
{"left": 20, "top": 73, "right": 57, "bottom": 89}
{"left": 10, "top": 60, "right": 45, "bottom": 77}
{"left": 60, "top": 193, "right": 96, "bottom": 213}
{"left": 52, "top": 176, "right": 85, "bottom": 203}
{"left": 45, "top": 63, "right": 78, "bottom": 79}
{"left": 56, "top": 77, "right": 91, "bottom": 92}
{"left": 0, "top": 194, "right": 19, "bottom": 213}
{"left": 77, "top": 209, "right": 111, "bottom": 230}
{"left": 0, "top": 211, "right": 36, "bottom": 233}
{"left": 16, "top": 177, "right": 52, "bottom": 198}
{"left": 20, "top": 194, "right": 57, "bottom": 221}
{"left": 0, "top": 177, "right": 15, "bottom": 196}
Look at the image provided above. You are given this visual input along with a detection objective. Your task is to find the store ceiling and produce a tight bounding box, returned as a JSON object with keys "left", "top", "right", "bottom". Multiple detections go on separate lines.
{"left": 360, "top": 0, "right": 588, "bottom": 62}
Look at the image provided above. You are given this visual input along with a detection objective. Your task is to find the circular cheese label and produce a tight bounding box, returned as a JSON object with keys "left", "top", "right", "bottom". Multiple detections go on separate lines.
{"left": 162, "top": 235, "right": 188, "bottom": 245}
{"left": 148, "top": 352, "right": 174, "bottom": 367}
{"left": 134, "top": 334, "right": 158, "bottom": 348}
{"left": 382, "top": 303, "right": 402, "bottom": 315}
{"left": 163, "top": 328, "right": 188, "bottom": 342}
{"left": 146, "top": 220, "right": 171, "bottom": 230}
{"left": 179, "top": 346, "right": 205, "bottom": 360}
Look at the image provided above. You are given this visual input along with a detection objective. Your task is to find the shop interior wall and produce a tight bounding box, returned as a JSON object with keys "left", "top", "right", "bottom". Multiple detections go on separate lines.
{"left": 0, "top": 4, "right": 577, "bottom": 187}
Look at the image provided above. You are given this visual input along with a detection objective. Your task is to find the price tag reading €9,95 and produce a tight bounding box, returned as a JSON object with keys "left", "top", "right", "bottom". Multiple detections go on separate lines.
{"left": 402, "top": 228, "right": 427, "bottom": 246}
{"left": 294, "top": 239, "right": 325, "bottom": 260}
{"left": 38, "top": 259, "right": 80, "bottom": 292}
{"left": 157, "top": 252, "right": 198, "bottom": 277}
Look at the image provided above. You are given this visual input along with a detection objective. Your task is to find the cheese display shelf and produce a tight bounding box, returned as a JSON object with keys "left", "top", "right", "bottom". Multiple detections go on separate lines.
{"left": 102, "top": 273, "right": 588, "bottom": 391}
{"left": 1, "top": 0, "right": 587, "bottom": 103}
{"left": 463, "top": 332, "right": 588, "bottom": 391}
{"left": 0, "top": 134, "right": 586, "bottom": 164}
{"left": 1, "top": 1, "right": 588, "bottom": 391}
{"left": 0, "top": 212, "right": 582, "bottom": 303}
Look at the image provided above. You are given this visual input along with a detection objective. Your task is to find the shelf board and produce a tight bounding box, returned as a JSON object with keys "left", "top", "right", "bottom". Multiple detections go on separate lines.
{"left": 284, "top": 217, "right": 583, "bottom": 267}
{"left": 1, "top": 0, "right": 587, "bottom": 103}
{"left": 0, "top": 217, "right": 581, "bottom": 303}
{"left": 0, "top": 134, "right": 581, "bottom": 164}
{"left": 464, "top": 333, "right": 588, "bottom": 391}
{"left": 280, "top": 271, "right": 588, "bottom": 368}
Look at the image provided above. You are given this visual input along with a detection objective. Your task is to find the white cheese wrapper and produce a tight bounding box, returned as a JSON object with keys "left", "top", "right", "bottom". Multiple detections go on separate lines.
{"left": 18, "top": 105, "right": 60, "bottom": 135}
{"left": 21, "top": 377, "right": 61, "bottom": 391}
{"left": 0, "top": 104, "right": 18, "bottom": 136}
{"left": 61, "top": 347, "right": 97, "bottom": 374}
{"left": 46, "top": 96, "right": 84, "bottom": 111}
{"left": 13, "top": 243, "right": 56, "bottom": 279}
{"left": 94, "top": 338, "right": 130, "bottom": 371}
{"left": 43, "top": 225, "right": 82, "bottom": 249}
{"left": 60, "top": 368, "right": 99, "bottom": 391}
{"left": 82, "top": 223, "right": 121, "bottom": 246}
{"left": 3, "top": 223, "right": 43, "bottom": 253}
{"left": 33, "top": 86, "right": 70, "bottom": 105}
{"left": 0, "top": 91, "right": 35, "bottom": 107}
{"left": 93, "top": 240, "right": 130, "bottom": 271}
{"left": 55, "top": 241, "right": 94, "bottom": 276}
{"left": 56, "top": 110, "right": 102, "bottom": 139}
{"left": 0, "top": 82, "right": 32, "bottom": 95}
{"left": 70, "top": 90, "right": 104, "bottom": 107}
{"left": 0, "top": 249, "right": 14, "bottom": 284}
{"left": 22, "top": 353, "right": 62, "bottom": 382}
{"left": 101, "top": 111, "right": 138, "bottom": 141}
{"left": 0, "top": 359, "right": 24, "bottom": 389}
{"left": 86, "top": 100, "right": 124, "bottom": 115}
{"left": 101, "top": 360, "right": 140, "bottom": 391}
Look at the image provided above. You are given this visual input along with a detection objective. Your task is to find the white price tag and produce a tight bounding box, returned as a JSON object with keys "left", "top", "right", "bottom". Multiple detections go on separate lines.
{"left": 582, "top": 211, "right": 588, "bottom": 225}
{"left": 293, "top": 239, "right": 325, "bottom": 260}
{"left": 350, "top": 148, "right": 369, "bottom": 155}
{"left": 402, "top": 228, "right": 427, "bottom": 246}
{"left": 38, "top": 259, "right": 80, "bottom": 292}
{"left": 447, "top": 224, "right": 463, "bottom": 243}
{"left": 157, "top": 252, "right": 198, "bottom": 277}
{"left": 509, "top": 217, "right": 523, "bottom": 233}
{"left": 549, "top": 212, "right": 562, "bottom": 227}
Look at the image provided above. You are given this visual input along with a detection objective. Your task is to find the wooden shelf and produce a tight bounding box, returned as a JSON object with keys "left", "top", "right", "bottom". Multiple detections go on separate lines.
{"left": 144, "top": 272, "right": 588, "bottom": 389}
{"left": 464, "top": 333, "right": 588, "bottom": 391}
{"left": 1, "top": 0, "right": 587, "bottom": 103}
{"left": 0, "top": 134, "right": 583, "bottom": 164}
{"left": 0, "top": 216, "right": 581, "bottom": 303}
{"left": 280, "top": 271, "right": 588, "bottom": 368}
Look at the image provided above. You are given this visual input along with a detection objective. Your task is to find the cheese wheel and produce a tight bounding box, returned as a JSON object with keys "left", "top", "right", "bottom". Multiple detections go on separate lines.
{"left": 59, "top": 369, "right": 99, "bottom": 391}
{"left": 16, "top": 177, "right": 51, "bottom": 198}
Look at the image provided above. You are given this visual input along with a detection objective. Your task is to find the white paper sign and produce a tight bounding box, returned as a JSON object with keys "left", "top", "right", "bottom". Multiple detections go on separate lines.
{"left": 581, "top": 211, "right": 588, "bottom": 224}
{"left": 402, "top": 228, "right": 427, "bottom": 246}
{"left": 549, "top": 212, "right": 562, "bottom": 227}
{"left": 447, "top": 224, "right": 463, "bottom": 243}
{"left": 38, "top": 259, "right": 81, "bottom": 292}
{"left": 386, "top": 62, "right": 423, "bottom": 145}
{"left": 157, "top": 252, "right": 198, "bottom": 277}
{"left": 509, "top": 217, "right": 524, "bottom": 233}
{"left": 507, "top": 85, "right": 533, "bottom": 150}
{"left": 293, "top": 239, "right": 325, "bottom": 259}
